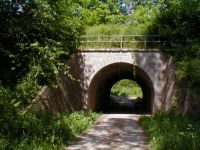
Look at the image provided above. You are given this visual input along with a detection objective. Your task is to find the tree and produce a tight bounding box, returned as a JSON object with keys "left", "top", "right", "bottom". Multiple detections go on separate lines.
{"left": 75, "top": 0, "right": 125, "bottom": 25}
{"left": 0, "top": 0, "right": 83, "bottom": 87}
{"left": 148, "top": 0, "right": 200, "bottom": 94}
{"left": 0, "top": 0, "right": 84, "bottom": 105}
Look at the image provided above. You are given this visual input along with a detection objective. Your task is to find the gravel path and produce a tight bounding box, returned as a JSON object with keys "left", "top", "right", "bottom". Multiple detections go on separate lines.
{"left": 65, "top": 114, "right": 151, "bottom": 150}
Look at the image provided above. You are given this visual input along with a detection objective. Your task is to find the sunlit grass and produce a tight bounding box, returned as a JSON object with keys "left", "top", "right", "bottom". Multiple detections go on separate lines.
{"left": 111, "top": 79, "right": 143, "bottom": 98}
{"left": 140, "top": 112, "right": 200, "bottom": 150}
{"left": 85, "top": 24, "right": 148, "bottom": 36}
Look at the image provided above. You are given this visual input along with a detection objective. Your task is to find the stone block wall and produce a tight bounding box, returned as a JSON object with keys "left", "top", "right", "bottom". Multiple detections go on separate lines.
{"left": 32, "top": 50, "right": 175, "bottom": 114}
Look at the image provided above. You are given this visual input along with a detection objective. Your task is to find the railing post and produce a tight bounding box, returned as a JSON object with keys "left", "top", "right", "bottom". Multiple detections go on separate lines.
{"left": 120, "top": 35, "right": 123, "bottom": 49}
{"left": 79, "top": 34, "right": 167, "bottom": 50}
{"left": 98, "top": 35, "right": 100, "bottom": 41}
{"left": 144, "top": 36, "right": 147, "bottom": 49}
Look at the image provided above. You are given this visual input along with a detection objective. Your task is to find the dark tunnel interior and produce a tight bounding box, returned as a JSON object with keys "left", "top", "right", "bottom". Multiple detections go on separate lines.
{"left": 88, "top": 63, "right": 154, "bottom": 114}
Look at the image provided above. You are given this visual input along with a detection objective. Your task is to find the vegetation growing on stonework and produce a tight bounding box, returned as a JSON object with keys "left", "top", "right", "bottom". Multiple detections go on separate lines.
{"left": 1, "top": 0, "right": 200, "bottom": 149}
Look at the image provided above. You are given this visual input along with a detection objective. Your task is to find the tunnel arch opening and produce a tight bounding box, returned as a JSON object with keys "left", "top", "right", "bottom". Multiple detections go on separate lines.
{"left": 111, "top": 79, "right": 143, "bottom": 98}
{"left": 109, "top": 79, "right": 143, "bottom": 113}
{"left": 88, "top": 62, "right": 154, "bottom": 114}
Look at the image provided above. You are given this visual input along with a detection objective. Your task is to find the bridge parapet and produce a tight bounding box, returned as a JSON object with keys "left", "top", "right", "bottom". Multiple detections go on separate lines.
{"left": 79, "top": 35, "right": 169, "bottom": 50}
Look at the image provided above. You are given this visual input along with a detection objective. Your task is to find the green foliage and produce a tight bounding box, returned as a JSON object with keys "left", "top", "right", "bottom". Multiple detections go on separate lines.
{"left": 81, "top": 23, "right": 156, "bottom": 50}
{"left": 127, "top": 1, "right": 162, "bottom": 26}
{"left": 0, "top": 110, "right": 99, "bottom": 149}
{"left": 175, "top": 59, "right": 200, "bottom": 93}
{"left": 76, "top": 0, "right": 125, "bottom": 25}
{"left": 111, "top": 79, "right": 143, "bottom": 97}
{"left": 147, "top": 0, "right": 200, "bottom": 95}
{"left": 0, "top": 82, "right": 99, "bottom": 149}
{"left": 0, "top": 0, "right": 93, "bottom": 149}
{"left": 64, "top": 111, "right": 100, "bottom": 136}
{"left": 85, "top": 24, "right": 149, "bottom": 35}
{"left": 0, "top": 0, "right": 84, "bottom": 108}
{"left": 83, "top": 0, "right": 163, "bottom": 34}
{"left": 140, "top": 112, "right": 200, "bottom": 150}
{"left": 1, "top": 0, "right": 200, "bottom": 149}
{"left": 0, "top": 0, "right": 83, "bottom": 90}
{"left": 77, "top": 0, "right": 165, "bottom": 26}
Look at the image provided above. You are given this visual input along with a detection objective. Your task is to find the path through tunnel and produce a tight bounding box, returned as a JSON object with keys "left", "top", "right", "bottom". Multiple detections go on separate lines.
{"left": 88, "top": 63, "right": 154, "bottom": 114}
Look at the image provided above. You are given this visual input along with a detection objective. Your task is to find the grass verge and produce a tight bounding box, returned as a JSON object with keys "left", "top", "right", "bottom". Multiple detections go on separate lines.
{"left": 140, "top": 112, "right": 200, "bottom": 150}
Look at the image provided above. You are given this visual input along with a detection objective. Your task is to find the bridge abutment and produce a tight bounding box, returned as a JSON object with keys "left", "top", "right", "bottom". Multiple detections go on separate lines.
{"left": 32, "top": 51, "right": 174, "bottom": 114}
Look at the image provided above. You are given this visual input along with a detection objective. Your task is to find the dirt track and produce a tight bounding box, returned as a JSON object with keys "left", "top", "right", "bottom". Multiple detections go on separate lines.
{"left": 65, "top": 114, "right": 151, "bottom": 150}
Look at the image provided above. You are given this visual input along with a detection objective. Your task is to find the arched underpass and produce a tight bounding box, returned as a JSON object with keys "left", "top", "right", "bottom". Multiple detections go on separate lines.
{"left": 34, "top": 51, "right": 174, "bottom": 114}
{"left": 88, "top": 62, "right": 154, "bottom": 114}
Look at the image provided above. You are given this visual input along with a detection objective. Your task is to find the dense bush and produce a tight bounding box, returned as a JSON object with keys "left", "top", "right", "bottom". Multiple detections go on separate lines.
{"left": 0, "top": 0, "right": 85, "bottom": 114}
{"left": 0, "top": 0, "right": 83, "bottom": 93}
{"left": 0, "top": 111, "right": 99, "bottom": 149}
{"left": 148, "top": 0, "right": 200, "bottom": 95}
{"left": 0, "top": 81, "right": 99, "bottom": 149}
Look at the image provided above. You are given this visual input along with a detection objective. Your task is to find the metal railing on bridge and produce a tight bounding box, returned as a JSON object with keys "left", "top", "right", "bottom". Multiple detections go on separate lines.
{"left": 79, "top": 35, "right": 169, "bottom": 51}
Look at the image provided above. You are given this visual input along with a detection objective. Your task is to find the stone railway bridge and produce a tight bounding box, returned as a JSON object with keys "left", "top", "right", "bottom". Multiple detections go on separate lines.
{"left": 33, "top": 35, "right": 175, "bottom": 114}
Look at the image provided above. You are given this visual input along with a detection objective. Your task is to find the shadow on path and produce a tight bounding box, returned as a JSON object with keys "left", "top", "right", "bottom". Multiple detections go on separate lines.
{"left": 65, "top": 114, "right": 151, "bottom": 150}
{"left": 104, "top": 95, "right": 148, "bottom": 114}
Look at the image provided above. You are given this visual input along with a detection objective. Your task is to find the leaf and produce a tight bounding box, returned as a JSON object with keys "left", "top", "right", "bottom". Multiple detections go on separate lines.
{"left": 14, "top": 101, "right": 21, "bottom": 108}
